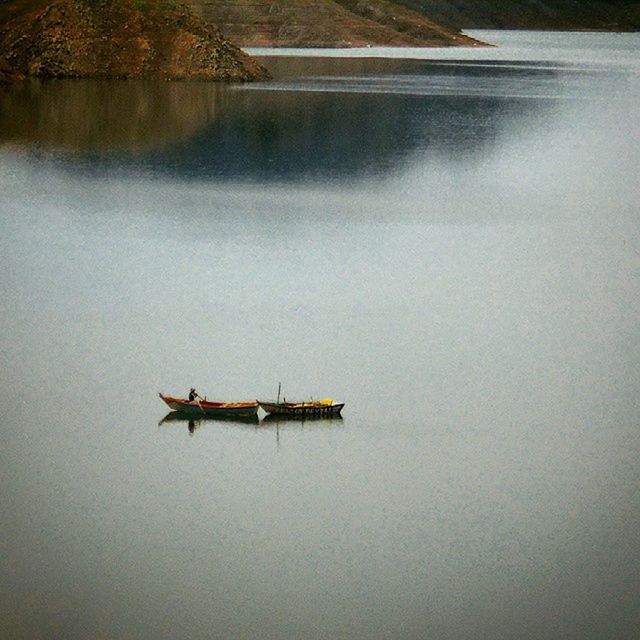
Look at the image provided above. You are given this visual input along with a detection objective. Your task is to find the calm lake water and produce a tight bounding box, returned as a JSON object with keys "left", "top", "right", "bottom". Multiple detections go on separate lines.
{"left": 1, "top": 30, "right": 639, "bottom": 639}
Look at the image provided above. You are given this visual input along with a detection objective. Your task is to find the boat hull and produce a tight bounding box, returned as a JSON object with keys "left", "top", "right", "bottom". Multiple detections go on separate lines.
{"left": 159, "top": 393, "right": 259, "bottom": 417}
{"left": 262, "top": 413, "right": 343, "bottom": 423}
{"left": 257, "top": 401, "right": 344, "bottom": 417}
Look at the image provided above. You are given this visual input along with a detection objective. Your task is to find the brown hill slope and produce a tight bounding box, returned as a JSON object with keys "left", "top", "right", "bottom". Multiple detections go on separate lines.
{"left": 0, "top": 0, "right": 270, "bottom": 80}
{"left": 185, "top": 0, "right": 485, "bottom": 47}
{"left": 0, "top": 57, "right": 23, "bottom": 82}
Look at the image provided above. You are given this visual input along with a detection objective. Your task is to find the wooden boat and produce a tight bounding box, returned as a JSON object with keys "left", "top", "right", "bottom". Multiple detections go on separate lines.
{"left": 159, "top": 393, "right": 259, "bottom": 417}
{"left": 257, "top": 398, "right": 344, "bottom": 417}
{"left": 262, "top": 413, "right": 343, "bottom": 424}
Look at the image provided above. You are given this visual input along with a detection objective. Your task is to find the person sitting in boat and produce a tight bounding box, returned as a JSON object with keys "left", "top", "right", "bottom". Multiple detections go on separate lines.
{"left": 188, "top": 388, "right": 199, "bottom": 402}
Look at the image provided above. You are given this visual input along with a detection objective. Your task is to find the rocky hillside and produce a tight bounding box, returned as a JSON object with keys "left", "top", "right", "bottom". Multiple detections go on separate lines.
{"left": 396, "top": 0, "right": 640, "bottom": 31}
{"left": 184, "top": 0, "right": 485, "bottom": 47}
{"left": 0, "top": 0, "right": 270, "bottom": 80}
{"left": 0, "top": 57, "right": 23, "bottom": 82}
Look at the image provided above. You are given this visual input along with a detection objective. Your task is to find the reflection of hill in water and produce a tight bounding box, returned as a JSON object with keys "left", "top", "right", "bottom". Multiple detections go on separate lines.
{"left": 0, "top": 58, "right": 558, "bottom": 180}
{"left": 138, "top": 58, "right": 553, "bottom": 183}
{"left": 0, "top": 79, "right": 228, "bottom": 152}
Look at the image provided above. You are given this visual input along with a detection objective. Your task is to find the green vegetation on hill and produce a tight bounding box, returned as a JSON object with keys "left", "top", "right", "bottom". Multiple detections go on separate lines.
{"left": 396, "top": 0, "right": 640, "bottom": 31}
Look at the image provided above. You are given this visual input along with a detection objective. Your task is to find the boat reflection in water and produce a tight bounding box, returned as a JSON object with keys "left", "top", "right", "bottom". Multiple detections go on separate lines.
{"left": 159, "top": 411, "right": 260, "bottom": 435}
{"left": 159, "top": 410, "right": 343, "bottom": 436}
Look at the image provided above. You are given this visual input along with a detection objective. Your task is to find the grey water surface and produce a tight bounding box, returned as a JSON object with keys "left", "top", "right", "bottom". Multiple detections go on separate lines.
{"left": 1, "top": 30, "right": 639, "bottom": 639}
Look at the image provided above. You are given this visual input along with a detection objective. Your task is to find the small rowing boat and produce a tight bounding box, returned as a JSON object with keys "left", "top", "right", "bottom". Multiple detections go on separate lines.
{"left": 261, "top": 412, "right": 343, "bottom": 424}
{"left": 257, "top": 398, "right": 344, "bottom": 417}
{"left": 159, "top": 393, "right": 259, "bottom": 417}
